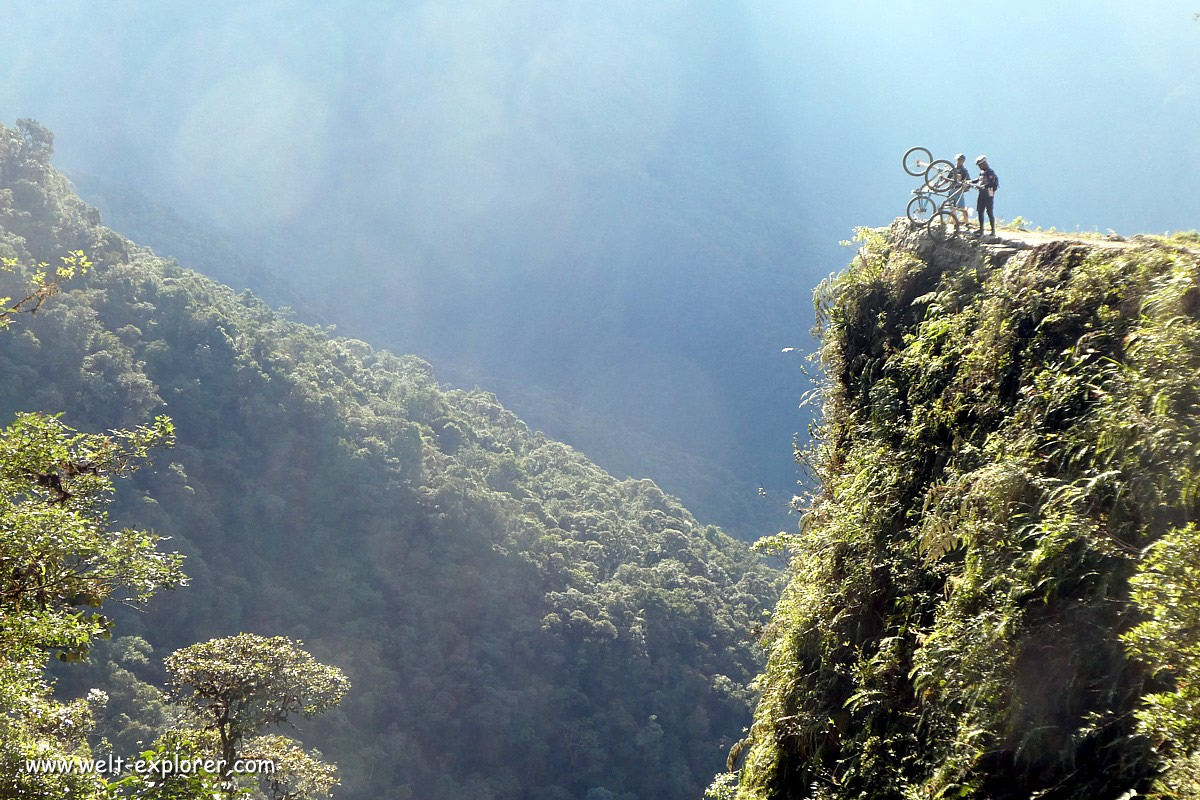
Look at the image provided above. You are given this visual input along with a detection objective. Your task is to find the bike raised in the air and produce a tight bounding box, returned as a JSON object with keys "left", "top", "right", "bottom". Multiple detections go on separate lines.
{"left": 902, "top": 146, "right": 972, "bottom": 240}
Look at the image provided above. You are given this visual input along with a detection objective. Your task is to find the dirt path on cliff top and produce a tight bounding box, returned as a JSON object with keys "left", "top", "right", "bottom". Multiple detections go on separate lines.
{"left": 993, "top": 228, "right": 1137, "bottom": 250}
{"left": 988, "top": 228, "right": 1199, "bottom": 255}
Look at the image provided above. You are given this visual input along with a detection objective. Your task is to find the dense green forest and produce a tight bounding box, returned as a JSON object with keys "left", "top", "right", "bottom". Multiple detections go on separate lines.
{"left": 0, "top": 119, "right": 782, "bottom": 799}
{"left": 9, "top": 107, "right": 1200, "bottom": 800}
{"left": 66, "top": 171, "right": 798, "bottom": 543}
{"left": 715, "top": 225, "right": 1200, "bottom": 798}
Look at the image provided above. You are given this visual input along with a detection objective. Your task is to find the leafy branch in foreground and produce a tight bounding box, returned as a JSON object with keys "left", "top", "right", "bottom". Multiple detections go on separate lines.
{"left": 0, "top": 412, "right": 182, "bottom": 657}
{"left": 0, "top": 249, "right": 91, "bottom": 329}
{"left": 0, "top": 412, "right": 183, "bottom": 799}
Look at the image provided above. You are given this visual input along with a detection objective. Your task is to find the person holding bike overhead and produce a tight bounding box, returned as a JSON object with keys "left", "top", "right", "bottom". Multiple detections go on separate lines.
{"left": 949, "top": 153, "right": 971, "bottom": 225}
{"left": 974, "top": 155, "right": 998, "bottom": 237}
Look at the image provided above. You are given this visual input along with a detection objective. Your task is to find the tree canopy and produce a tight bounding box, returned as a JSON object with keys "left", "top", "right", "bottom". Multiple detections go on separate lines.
{"left": 166, "top": 634, "right": 348, "bottom": 792}
{"left": 0, "top": 409, "right": 182, "bottom": 799}
{"left": 0, "top": 118, "right": 781, "bottom": 800}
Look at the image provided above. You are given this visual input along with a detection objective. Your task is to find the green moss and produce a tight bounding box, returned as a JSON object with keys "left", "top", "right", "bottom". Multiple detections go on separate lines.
{"left": 727, "top": 226, "right": 1200, "bottom": 799}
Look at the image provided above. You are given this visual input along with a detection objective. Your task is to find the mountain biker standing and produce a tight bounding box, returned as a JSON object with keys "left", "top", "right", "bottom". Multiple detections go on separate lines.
{"left": 950, "top": 153, "right": 971, "bottom": 225}
{"left": 974, "top": 155, "right": 998, "bottom": 237}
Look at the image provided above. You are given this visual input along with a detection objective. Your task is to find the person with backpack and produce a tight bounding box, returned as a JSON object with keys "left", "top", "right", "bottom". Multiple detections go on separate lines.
{"left": 974, "top": 155, "right": 998, "bottom": 237}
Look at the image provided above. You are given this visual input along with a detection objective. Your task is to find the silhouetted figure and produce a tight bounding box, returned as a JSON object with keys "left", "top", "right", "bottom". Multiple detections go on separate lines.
{"left": 974, "top": 155, "right": 998, "bottom": 237}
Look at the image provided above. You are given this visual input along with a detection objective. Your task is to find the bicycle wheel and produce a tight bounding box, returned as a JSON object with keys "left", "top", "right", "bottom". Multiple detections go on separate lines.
{"left": 903, "top": 146, "right": 932, "bottom": 176}
{"left": 928, "top": 209, "right": 960, "bottom": 241}
{"left": 924, "top": 160, "right": 955, "bottom": 192}
{"left": 906, "top": 193, "right": 938, "bottom": 225}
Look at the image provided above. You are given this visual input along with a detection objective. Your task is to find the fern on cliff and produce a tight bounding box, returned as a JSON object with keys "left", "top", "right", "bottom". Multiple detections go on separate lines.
{"left": 721, "top": 226, "right": 1200, "bottom": 799}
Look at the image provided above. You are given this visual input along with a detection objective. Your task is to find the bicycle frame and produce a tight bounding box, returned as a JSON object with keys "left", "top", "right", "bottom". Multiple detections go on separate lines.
{"left": 903, "top": 147, "right": 972, "bottom": 237}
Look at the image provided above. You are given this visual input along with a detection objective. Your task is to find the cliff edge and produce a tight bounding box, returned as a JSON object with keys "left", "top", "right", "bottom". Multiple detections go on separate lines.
{"left": 719, "top": 223, "right": 1200, "bottom": 799}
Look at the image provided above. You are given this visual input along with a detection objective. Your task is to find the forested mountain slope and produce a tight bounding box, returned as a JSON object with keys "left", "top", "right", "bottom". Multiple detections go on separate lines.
{"left": 717, "top": 224, "right": 1200, "bottom": 798}
{"left": 66, "top": 170, "right": 797, "bottom": 542}
{"left": 0, "top": 120, "right": 781, "bottom": 800}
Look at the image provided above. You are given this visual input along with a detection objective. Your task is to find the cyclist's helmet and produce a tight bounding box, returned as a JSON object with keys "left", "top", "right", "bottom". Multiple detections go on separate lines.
{"left": 976, "top": 155, "right": 988, "bottom": 165}
{"left": 955, "top": 153, "right": 966, "bottom": 161}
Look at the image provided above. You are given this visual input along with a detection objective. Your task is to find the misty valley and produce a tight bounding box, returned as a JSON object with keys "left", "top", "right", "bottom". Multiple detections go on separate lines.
{"left": 3, "top": 4, "right": 1200, "bottom": 800}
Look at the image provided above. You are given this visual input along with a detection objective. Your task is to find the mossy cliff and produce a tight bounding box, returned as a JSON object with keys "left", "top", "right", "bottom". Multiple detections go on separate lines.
{"left": 719, "top": 224, "right": 1200, "bottom": 799}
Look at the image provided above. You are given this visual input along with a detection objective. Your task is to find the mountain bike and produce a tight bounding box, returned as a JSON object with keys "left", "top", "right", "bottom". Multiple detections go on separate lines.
{"left": 906, "top": 186, "right": 944, "bottom": 225}
{"left": 903, "top": 146, "right": 933, "bottom": 177}
{"left": 905, "top": 177, "right": 961, "bottom": 224}
{"left": 904, "top": 147, "right": 971, "bottom": 237}
{"left": 908, "top": 178, "right": 975, "bottom": 233}
{"left": 904, "top": 146, "right": 958, "bottom": 191}
{"left": 927, "top": 207, "right": 961, "bottom": 241}
{"left": 924, "top": 159, "right": 957, "bottom": 192}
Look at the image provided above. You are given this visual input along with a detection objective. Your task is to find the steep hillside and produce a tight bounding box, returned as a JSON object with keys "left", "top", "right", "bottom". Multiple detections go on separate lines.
{"left": 717, "top": 223, "right": 1200, "bottom": 798}
{"left": 0, "top": 120, "right": 781, "bottom": 800}
{"left": 67, "top": 171, "right": 797, "bottom": 542}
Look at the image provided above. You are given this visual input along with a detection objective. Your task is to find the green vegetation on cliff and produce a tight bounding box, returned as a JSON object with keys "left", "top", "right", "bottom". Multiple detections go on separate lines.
{"left": 0, "top": 119, "right": 780, "bottom": 800}
{"left": 720, "top": 225, "right": 1200, "bottom": 798}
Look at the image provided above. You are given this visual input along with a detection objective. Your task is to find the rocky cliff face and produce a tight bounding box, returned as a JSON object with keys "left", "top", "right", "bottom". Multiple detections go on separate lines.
{"left": 720, "top": 223, "right": 1200, "bottom": 799}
